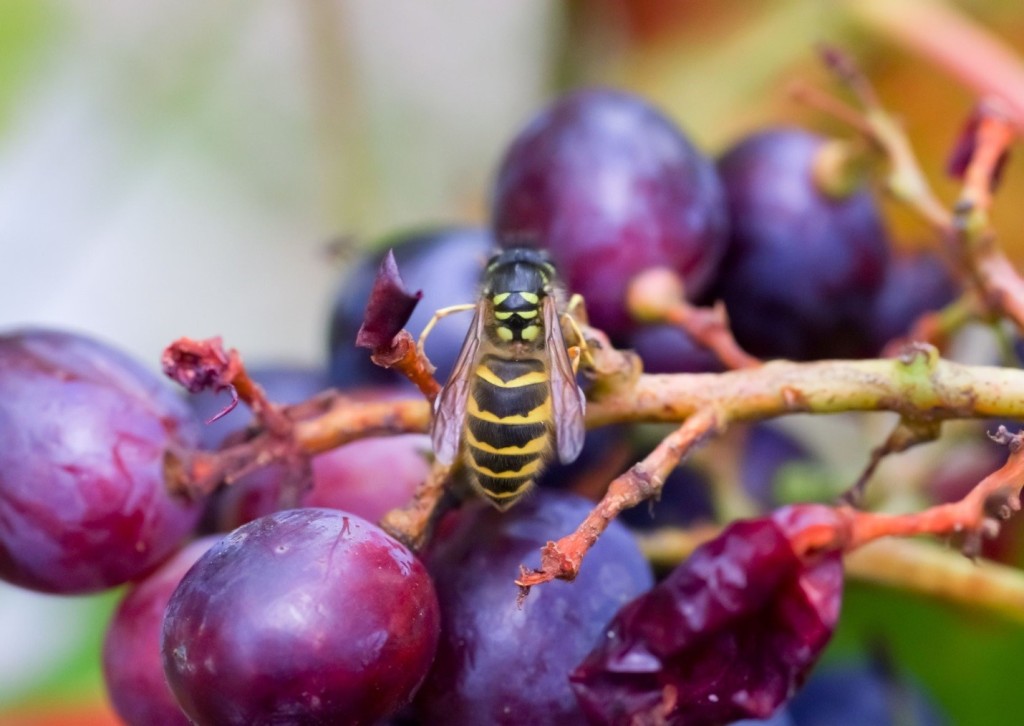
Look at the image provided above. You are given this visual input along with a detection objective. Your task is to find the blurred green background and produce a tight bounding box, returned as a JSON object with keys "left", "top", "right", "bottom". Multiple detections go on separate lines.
{"left": 3, "top": 0, "right": 1024, "bottom": 723}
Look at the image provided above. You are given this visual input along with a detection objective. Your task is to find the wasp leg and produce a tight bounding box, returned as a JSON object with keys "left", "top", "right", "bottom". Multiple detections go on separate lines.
{"left": 565, "top": 293, "right": 589, "bottom": 325}
{"left": 567, "top": 345, "right": 581, "bottom": 376}
{"left": 560, "top": 308, "right": 595, "bottom": 370}
{"left": 417, "top": 303, "right": 476, "bottom": 356}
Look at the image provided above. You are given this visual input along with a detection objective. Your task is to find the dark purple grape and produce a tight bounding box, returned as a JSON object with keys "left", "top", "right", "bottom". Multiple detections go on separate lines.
{"left": 537, "top": 424, "right": 631, "bottom": 496}
{"left": 492, "top": 87, "right": 729, "bottom": 338}
{"left": 618, "top": 462, "right": 716, "bottom": 531}
{"left": 713, "top": 128, "right": 890, "bottom": 360}
{"left": 328, "top": 227, "right": 495, "bottom": 388}
{"left": 0, "top": 328, "right": 201, "bottom": 593}
{"left": 188, "top": 364, "right": 329, "bottom": 449}
{"left": 103, "top": 536, "right": 219, "bottom": 726}
{"left": 414, "top": 490, "right": 654, "bottom": 725}
{"left": 162, "top": 509, "right": 439, "bottom": 726}
{"left": 571, "top": 504, "right": 844, "bottom": 725}
{"left": 869, "top": 250, "right": 958, "bottom": 351}
{"left": 624, "top": 323, "right": 724, "bottom": 374}
{"left": 787, "top": 659, "right": 946, "bottom": 726}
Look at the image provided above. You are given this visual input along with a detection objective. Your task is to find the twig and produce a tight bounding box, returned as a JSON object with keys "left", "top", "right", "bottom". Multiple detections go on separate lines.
{"left": 841, "top": 417, "right": 942, "bottom": 505}
{"left": 379, "top": 460, "right": 455, "bottom": 550}
{"left": 626, "top": 268, "right": 761, "bottom": 371}
{"left": 516, "top": 407, "right": 725, "bottom": 591}
{"left": 790, "top": 427, "right": 1024, "bottom": 558}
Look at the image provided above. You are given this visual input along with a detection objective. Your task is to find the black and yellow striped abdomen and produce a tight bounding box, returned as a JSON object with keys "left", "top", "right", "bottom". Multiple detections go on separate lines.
{"left": 463, "top": 354, "right": 552, "bottom": 508}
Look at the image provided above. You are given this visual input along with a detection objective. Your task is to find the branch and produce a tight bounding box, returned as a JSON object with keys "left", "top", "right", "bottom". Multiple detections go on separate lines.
{"left": 517, "top": 407, "right": 725, "bottom": 590}
{"left": 626, "top": 267, "right": 761, "bottom": 370}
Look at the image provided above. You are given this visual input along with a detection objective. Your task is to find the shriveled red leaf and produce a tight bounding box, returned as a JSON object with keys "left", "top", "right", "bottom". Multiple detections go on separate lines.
{"left": 355, "top": 249, "right": 423, "bottom": 350}
{"left": 570, "top": 504, "right": 844, "bottom": 725}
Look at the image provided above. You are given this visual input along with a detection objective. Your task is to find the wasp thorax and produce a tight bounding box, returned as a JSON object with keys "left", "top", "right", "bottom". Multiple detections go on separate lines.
{"left": 484, "top": 250, "right": 554, "bottom": 345}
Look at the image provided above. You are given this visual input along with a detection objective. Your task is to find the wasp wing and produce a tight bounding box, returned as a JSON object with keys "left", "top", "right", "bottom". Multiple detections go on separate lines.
{"left": 430, "top": 301, "right": 485, "bottom": 465}
{"left": 544, "top": 296, "right": 587, "bottom": 463}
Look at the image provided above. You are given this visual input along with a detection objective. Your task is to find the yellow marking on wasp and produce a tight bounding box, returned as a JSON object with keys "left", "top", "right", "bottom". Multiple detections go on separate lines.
{"left": 474, "top": 366, "right": 548, "bottom": 388}
{"left": 519, "top": 292, "right": 539, "bottom": 304}
{"left": 485, "top": 484, "right": 533, "bottom": 499}
{"left": 469, "top": 458, "right": 544, "bottom": 478}
{"left": 517, "top": 309, "right": 538, "bottom": 319}
{"left": 492, "top": 292, "right": 511, "bottom": 305}
{"left": 497, "top": 327, "right": 514, "bottom": 341}
{"left": 467, "top": 397, "right": 551, "bottom": 424}
{"left": 466, "top": 430, "right": 547, "bottom": 454}
{"left": 494, "top": 311, "right": 515, "bottom": 320}
{"left": 521, "top": 325, "right": 540, "bottom": 341}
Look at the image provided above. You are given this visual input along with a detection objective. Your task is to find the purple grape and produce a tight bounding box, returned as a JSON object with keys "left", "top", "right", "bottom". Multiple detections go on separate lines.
{"left": 162, "top": 508, "right": 440, "bottom": 725}
{"left": 571, "top": 504, "right": 844, "bottom": 724}
{"left": 103, "top": 536, "right": 219, "bottom": 726}
{"left": 414, "top": 490, "right": 654, "bottom": 725}
{"left": 869, "top": 250, "right": 958, "bottom": 351}
{"left": 0, "top": 328, "right": 201, "bottom": 594}
{"left": 211, "top": 433, "right": 430, "bottom": 531}
{"left": 328, "top": 227, "right": 495, "bottom": 388}
{"left": 537, "top": 424, "right": 631, "bottom": 495}
{"left": 492, "top": 88, "right": 729, "bottom": 338}
{"left": 713, "top": 128, "right": 891, "bottom": 360}
{"left": 618, "top": 462, "right": 716, "bottom": 531}
{"left": 624, "top": 323, "right": 725, "bottom": 374}
{"left": 787, "top": 659, "right": 947, "bottom": 726}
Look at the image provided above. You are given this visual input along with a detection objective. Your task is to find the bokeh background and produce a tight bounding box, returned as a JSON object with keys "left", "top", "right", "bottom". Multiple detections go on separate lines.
{"left": 3, "top": 0, "right": 1024, "bottom": 723}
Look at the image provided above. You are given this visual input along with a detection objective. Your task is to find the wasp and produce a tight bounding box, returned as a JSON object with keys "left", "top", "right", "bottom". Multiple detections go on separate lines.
{"left": 422, "top": 248, "right": 586, "bottom": 510}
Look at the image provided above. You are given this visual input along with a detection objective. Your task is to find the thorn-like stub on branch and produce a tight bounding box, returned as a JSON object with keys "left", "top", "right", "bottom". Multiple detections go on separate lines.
{"left": 817, "top": 44, "right": 858, "bottom": 83}
{"left": 953, "top": 198, "right": 975, "bottom": 217}
{"left": 356, "top": 249, "right": 423, "bottom": 351}
{"left": 626, "top": 267, "right": 685, "bottom": 323}
{"left": 896, "top": 341, "right": 939, "bottom": 368}
{"left": 961, "top": 529, "right": 984, "bottom": 560}
{"left": 781, "top": 386, "right": 811, "bottom": 412}
{"left": 987, "top": 425, "right": 1024, "bottom": 452}
{"left": 980, "top": 517, "right": 1001, "bottom": 541}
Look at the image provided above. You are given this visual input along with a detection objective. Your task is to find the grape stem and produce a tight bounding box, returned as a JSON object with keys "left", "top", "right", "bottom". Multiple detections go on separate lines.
{"left": 806, "top": 46, "right": 1024, "bottom": 339}
{"left": 368, "top": 329, "right": 443, "bottom": 401}
{"left": 791, "top": 426, "right": 1024, "bottom": 557}
{"left": 514, "top": 345, "right": 1024, "bottom": 590}
{"left": 626, "top": 267, "right": 761, "bottom": 370}
{"left": 378, "top": 459, "right": 455, "bottom": 550}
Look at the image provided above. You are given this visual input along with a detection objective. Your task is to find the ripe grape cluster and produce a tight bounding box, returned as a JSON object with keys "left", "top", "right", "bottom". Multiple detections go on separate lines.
{"left": 1, "top": 83, "right": 962, "bottom": 725}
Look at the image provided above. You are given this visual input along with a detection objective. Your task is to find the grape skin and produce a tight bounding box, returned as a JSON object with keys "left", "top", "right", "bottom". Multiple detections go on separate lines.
{"left": 713, "top": 128, "right": 890, "bottom": 361}
{"left": 162, "top": 508, "right": 440, "bottom": 726}
{"left": 415, "top": 491, "right": 654, "bottom": 725}
{"left": 103, "top": 536, "right": 219, "bottom": 726}
{"left": 492, "top": 87, "right": 729, "bottom": 338}
{"left": 0, "top": 328, "right": 201, "bottom": 593}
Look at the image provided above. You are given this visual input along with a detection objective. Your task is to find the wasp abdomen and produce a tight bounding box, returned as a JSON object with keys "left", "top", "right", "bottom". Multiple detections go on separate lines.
{"left": 464, "top": 355, "right": 552, "bottom": 507}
